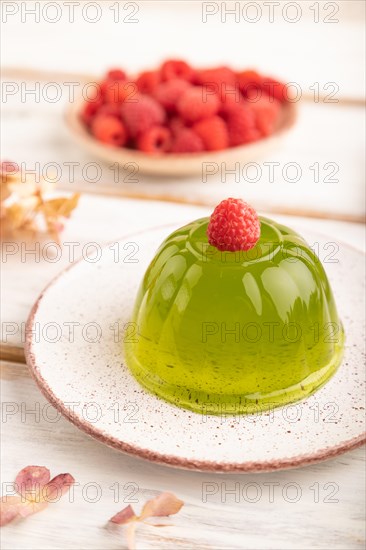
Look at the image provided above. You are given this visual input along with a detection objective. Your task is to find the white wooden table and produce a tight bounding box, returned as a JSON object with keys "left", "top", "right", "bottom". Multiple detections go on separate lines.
{"left": 1, "top": 2, "right": 365, "bottom": 548}
{"left": 2, "top": 1, "right": 365, "bottom": 222}
{"left": 1, "top": 358, "right": 365, "bottom": 550}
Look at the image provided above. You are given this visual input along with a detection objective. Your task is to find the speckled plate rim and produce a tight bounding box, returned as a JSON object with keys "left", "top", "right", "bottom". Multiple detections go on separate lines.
{"left": 24, "top": 225, "right": 366, "bottom": 473}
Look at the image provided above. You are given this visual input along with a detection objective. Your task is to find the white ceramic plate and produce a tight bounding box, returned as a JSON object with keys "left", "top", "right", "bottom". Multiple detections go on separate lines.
{"left": 25, "top": 225, "right": 365, "bottom": 472}
{"left": 65, "top": 97, "right": 297, "bottom": 176}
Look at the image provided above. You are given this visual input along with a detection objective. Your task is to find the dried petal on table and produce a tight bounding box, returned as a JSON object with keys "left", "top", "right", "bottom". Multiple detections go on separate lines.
{"left": 0, "top": 466, "right": 75, "bottom": 527}
{"left": 109, "top": 492, "right": 184, "bottom": 550}
{"left": 110, "top": 504, "right": 137, "bottom": 525}
{"left": 0, "top": 160, "right": 79, "bottom": 241}
{"left": 139, "top": 491, "right": 184, "bottom": 520}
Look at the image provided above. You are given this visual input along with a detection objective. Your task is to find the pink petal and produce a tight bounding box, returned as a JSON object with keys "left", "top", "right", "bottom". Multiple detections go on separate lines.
{"left": 0, "top": 496, "right": 22, "bottom": 526}
{"left": 18, "top": 500, "right": 48, "bottom": 518}
{"left": 0, "top": 161, "right": 19, "bottom": 175}
{"left": 139, "top": 492, "right": 184, "bottom": 520}
{"left": 15, "top": 466, "right": 50, "bottom": 500}
{"left": 125, "top": 522, "right": 137, "bottom": 550}
{"left": 0, "top": 496, "right": 48, "bottom": 526}
{"left": 44, "top": 474, "right": 75, "bottom": 501}
{"left": 110, "top": 504, "right": 137, "bottom": 525}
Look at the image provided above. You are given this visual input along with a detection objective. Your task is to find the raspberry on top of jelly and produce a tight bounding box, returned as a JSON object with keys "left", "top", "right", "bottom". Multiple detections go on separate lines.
{"left": 187, "top": 217, "right": 283, "bottom": 267}
{"left": 207, "top": 198, "right": 260, "bottom": 252}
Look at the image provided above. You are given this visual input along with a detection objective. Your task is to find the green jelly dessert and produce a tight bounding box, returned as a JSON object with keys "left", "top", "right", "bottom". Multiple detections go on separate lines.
{"left": 125, "top": 208, "right": 344, "bottom": 415}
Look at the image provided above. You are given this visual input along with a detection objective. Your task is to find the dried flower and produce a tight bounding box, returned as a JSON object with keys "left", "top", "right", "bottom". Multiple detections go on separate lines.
{"left": 109, "top": 492, "right": 184, "bottom": 550}
{"left": 0, "top": 466, "right": 75, "bottom": 526}
{"left": 0, "top": 161, "right": 79, "bottom": 242}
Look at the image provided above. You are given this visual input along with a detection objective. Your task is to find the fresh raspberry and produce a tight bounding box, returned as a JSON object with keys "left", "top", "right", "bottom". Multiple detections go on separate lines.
{"left": 106, "top": 68, "right": 126, "bottom": 81}
{"left": 255, "top": 111, "right": 275, "bottom": 137}
{"left": 261, "top": 77, "right": 288, "bottom": 103}
{"left": 193, "top": 116, "right": 229, "bottom": 151}
{"left": 85, "top": 82, "right": 103, "bottom": 102}
{"left": 81, "top": 98, "right": 103, "bottom": 126}
{"left": 207, "top": 198, "right": 260, "bottom": 252}
{"left": 99, "top": 79, "right": 112, "bottom": 98}
{"left": 81, "top": 61, "right": 287, "bottom": 155}
{"left": 153, "top": 79, "right": 190, "bottom": 112}
{"left": 161, "top": 59, "right": 195, "bottom": 82}
{"left": 136, "top": 70, "right": 161, "bottom": 94}
{"left": 247, "top": 96, "right": 281, "bottom": 137}
{"left": 238, "top": 126, "right": 262, "bottom": 144}
{"left": 236, "top": 70, "right": 263, "bottom": 99}
{"left": 91, "top": 115, "right": 127, "bottom": 146}
{"left": 225, "top": 105, "right": 259, "bottom": 146}
{"left": 169, "top": 116, "right": 186, "bottom": 136}
{"left": 96, "top": 103, "right": 122, "bottom": 119}
{"left": 102, "top": 80, "right": 131, "bottom": 103}
{"left": 171, "top": 128, "right": 204, "bottom": 153}
{"left": 120, "top": 95, "right": 165, "bottom": 138}
{"left": 177, "top": 87, "right": 220, "bottom": 123}
{"left": 195, "top": 66, "right": 236, "bottom": 90}
{"left": 137, "top": 126, "right": 171, "bottom": 153}
{"left": 218, "top": 85, "right": 243, "bottom": 114}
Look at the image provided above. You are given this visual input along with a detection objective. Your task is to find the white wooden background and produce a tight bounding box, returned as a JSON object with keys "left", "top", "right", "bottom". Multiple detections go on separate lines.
{"left": 1, "top": 357, "right": 365, "bottom": 550}
{"left": 1, "top": 1, "right": 365, "bottom": 220}
{"left": 1, "top": 2, "right": 365, "bottom": 549}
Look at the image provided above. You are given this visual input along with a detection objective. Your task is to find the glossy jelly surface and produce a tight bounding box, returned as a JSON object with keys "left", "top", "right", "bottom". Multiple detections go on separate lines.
{"left": 125, "top": 217, "right": 344, "bottom": 414}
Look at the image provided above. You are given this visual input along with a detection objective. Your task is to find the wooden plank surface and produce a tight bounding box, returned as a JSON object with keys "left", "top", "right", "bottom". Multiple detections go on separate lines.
{"left": 1, "top": 358, "right": 365, "bottom": 550}
{"left": 1, "top": 2, "right": 365, "bottom": 221}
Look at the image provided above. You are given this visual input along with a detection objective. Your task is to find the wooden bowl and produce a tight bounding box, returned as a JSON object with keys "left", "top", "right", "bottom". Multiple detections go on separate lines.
{"left": 65, "top": 97, "right": 298, "bottom": 177}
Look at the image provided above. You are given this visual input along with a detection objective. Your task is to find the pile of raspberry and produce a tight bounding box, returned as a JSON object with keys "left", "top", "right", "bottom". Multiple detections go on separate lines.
{"left": 81, "top": 60, "right": 289, "bottom": 154}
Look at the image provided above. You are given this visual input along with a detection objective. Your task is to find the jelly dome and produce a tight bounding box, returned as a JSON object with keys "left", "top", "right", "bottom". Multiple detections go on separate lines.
{"left": 125, "top": 217, "right": 344, "bottom": 414}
